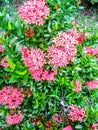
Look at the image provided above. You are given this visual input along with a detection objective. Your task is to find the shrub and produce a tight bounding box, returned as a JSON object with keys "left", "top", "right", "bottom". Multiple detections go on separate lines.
{"left": 90, "top": 0, "right": 98, "bottom": 4}
{"left": 0, "top": 0, "right": 98, "bottom": 130}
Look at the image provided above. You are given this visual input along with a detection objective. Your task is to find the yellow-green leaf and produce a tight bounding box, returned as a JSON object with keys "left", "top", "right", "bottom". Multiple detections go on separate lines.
{"left": 7, "top": 57, "right": 15, "bottom": 72}
{"left": 15, "top": 70, "right": 27, "bottom": 75}
{"left": 8, "top": 21, "right": 12, "bottom": 30}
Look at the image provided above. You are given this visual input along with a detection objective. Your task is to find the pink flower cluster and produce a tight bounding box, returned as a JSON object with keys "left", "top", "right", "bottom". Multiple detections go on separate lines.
{"left": 0, "top": 45, "right": 4, "bottom": 52}
{"left": 0, "top": 86, "right": 24, "bottom": 108}
{"left": 22, "top": 46, "right": 46, "bottom": 70}
{"left": 0, "top": 57, "right": 9, "bottom": 68}
{"left": 62, "top": 126, "right": 72, "bottom": 130}
{"left": 18, "top": 0, "right": 50, "bottom": 25}
{"left": 66, "top": 29, "right": 86, "bottom": 44}
{"left": 22, "top": 46, "right": 57, "bottom": 81}
{"left": 68, "top": 105, "right": 86, "bottom": 122}
{"left": 22, "top": 29, "right": 85, "bottom": 81}
{"left": 6, "top": 113, "right": 22, "bottom": 125}
{"left": 47, "top": 29, "right": 84, "bottom": 68}
{"left": 85, "top": 80, "right": 98, "bottom": 90}
{"left": 72, "top": 80, "right": 82, "bottom": 92}
{"left": 91, "top": 123, "right": 97, "bottom": 130}
{"left": 52, "top": 114, "right": 62, "bottom": 123}
{"left": 83, "top": 46, "right": 98, "bottom": 56}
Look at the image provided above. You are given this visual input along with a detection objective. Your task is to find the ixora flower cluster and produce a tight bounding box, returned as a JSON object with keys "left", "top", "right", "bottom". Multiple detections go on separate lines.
{"left": 0, "top": 86, "right": 24, "bottom": 108}
{"left": 0, "top": 56, "right": 9, "bottom": 68}
{"left": 21, "top": 46, "right": 57, "bottom": 81}
{"left": 18, "top": 0, "right": 50, "bottom": 25}
{"left": 85, "top": 80, "right": 98, "bottom": 90}
{"left": 83, "top": 46, "right": 98, "bottom": 56}
{"left": 68, "top": 105, "right": 86, "bottom": 122}
{"left": 0, "top": 45, "right": 4, "bottom": 53}
{"left": 72, "top": 80, "right": 82, "bottom": 92}
{"left": 22, "top": 29, "right": 85, "bottom": 81}
{"left": 6, "top": 113, "right": 22, "bottom": 125}
{"left": 0, "top": 46, "right": 9, "bottom": 68}
{"left": 0, "top": 0, "right": 98, "bottom": 129}
{"left": 72, "top": 80, "right": 98, "bottom": 92}
{"left": 0, "top": 86, "right": 24, "bottom": 125}
{"left": 62, "top": 126, "right": 72, "bottom": 130}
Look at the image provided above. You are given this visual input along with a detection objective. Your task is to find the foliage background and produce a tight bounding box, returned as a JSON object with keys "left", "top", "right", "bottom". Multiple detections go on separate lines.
{"left": 0, "top": 0, "right": 98, "bottom": 130}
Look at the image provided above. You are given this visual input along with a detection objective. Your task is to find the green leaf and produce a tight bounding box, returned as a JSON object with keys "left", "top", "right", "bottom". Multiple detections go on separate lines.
{"left": 49, "top": 95, "right": 60, "bottom": 100}
{"left": 57, "top": 0, "right": 61, "bottom": 4}
{"left": 75, "top": 124, "right": 83, "bottom": 129}
{"left": 5, "top": 13, "right": 10, "bottom": 21}
{"left": 46, "top": 0, "right": 54, "bottom": 5}
{"left": 15, "top": 70, "right": 27, "bottom": 75}
{"left": 4, "top": 0, "right": 10, "bottom": 4}
{"left": 8, "top": 21, "right": 12, "bottom": 30}
{"left": 9, "top": 74, "right": 17, "bottom": 83}
{"left": 7, "top": 57, "right": 15, "bottom": 72}
{"left": 2, "top": 9, "right": 5, "bottom": 17}
{"left": 4, "top": 67, "right": 11, "bottom": 72}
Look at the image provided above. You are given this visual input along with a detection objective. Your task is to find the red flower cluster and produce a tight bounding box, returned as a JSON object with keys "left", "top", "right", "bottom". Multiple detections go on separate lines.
{"left": 0, "top": 45, "right": 4, "bottom": 53}
{"left": 52, "top": 114, "right": 62, "bottom": 123}
{"left": 6, "top": 113, "right": 22, "bottom": 125}
{"left": 47, "top": 29, "right": 85, "bottom": 68}
{"left": 22, "top": 46, "right": 57, "bottom": 81}
{"left": 25, "top": 28, "right": 34, "bottom": 38}
{"left": 62, "top": 126, "right": 72, "bottom": 130}
{"left": 68, "top": 105, "right": 86, "bottom": 122}
{"left": 22, "top": 29, "right": 85, "bottom": 81}
{"left": 91, "top": 123, "right": 97, "bottom": 130}
{"left": 0, "top": 86, "right": 24, "bottom": 108}
{"left": 0, "top": 57, "right": 9, "bottom": 68}
{"left": 67, "top": 29, "right": 86, "bottom": 44}
{"left": 72, "top": 80, "right": 82, "bottom": 92}
{"left": 18, "top": 0, "right": 50, "bottom": 25}
{"left": 83, "top": 46, "right": 98, "bottom": 56}
{"left": 85, "top": 80, "right": 98, "bottom": 90}
{"left": 45, "top": 119, "right": 53, "bottom": 129}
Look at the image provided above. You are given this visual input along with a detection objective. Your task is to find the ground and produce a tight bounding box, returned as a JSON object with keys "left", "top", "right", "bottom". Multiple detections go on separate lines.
{"left": 76, "top": 3, "right": 98, "bottom": 35}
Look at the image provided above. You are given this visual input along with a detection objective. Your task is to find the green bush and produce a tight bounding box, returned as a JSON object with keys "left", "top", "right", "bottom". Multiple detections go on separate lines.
{"left": 0, "top": 0, "right": 98, "bottom": 130}
{"left": 90, "top": 0, "right": 98, "bottom": 4}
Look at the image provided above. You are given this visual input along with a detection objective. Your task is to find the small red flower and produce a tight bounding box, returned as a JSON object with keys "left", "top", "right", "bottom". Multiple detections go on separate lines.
{"left": 25, "top": 28, "right": 34, "bottom": 38}
{"left": 31, "top": 116, "right": 42, "bottom": 126}
{"left": 76, "top": 33, "right": 86, "bottom": 44}
{"left": 45, "top": 119, "right": 53, "bottom": 130}
{"left": 0, "top": 46, "right": 4, "bottom": 53}
{"left": 52, "top": 114, "right": 62, "bottom": 123}
{"left": 91, "top": 123, "right": 97, "bottom": 130}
